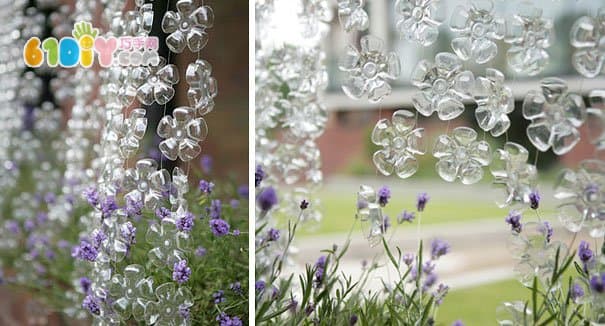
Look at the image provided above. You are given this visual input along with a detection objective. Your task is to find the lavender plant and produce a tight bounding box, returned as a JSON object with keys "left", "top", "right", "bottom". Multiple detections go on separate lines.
{"left": 255, "top": 167, "right": 454, "bottom": 325}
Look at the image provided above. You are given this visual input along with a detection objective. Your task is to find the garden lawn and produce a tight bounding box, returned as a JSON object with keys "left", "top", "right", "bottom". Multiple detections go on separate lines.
{"left": 294, "top": 192, "right": 556, "bottom": 236}
{"left": 438, "top": 279, "right": 525, "bottom": 325}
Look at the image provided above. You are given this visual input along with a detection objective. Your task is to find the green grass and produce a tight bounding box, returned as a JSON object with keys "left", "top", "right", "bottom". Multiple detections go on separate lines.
{"left": 293, "top": 192, "right": 557, "bottom": 236}
{"left": 438, "top": 279, "right": 526, "bottom": 325}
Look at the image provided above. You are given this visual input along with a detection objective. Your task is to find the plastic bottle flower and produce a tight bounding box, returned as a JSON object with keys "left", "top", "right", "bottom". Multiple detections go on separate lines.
{"left": 34, "top": 102, "right": 62, "bottom": 134}
{"left": 586, "top": 89, "right": 605, "bottom": 150}
{"left": 432, "top": 127, "right": 491, "bottom": 184}
{"left": 337, "top": 0, "right": 369, "bottom": 32}
{"left": 157, "top": 107, "right": 208, "bottom": 162}
{"left": 298, "top": 0, "right": 332, "bottom": 38}
{"left": 339, "top": 35, "right": 400, "bottom": 103}
{"left": 411, "top": 52, "right": 474, "bottom": 120}
{"left": 123, "top": 159, "right": 171, "bottom": 210}
{"left": 490, "top": 142, "right": 538, "bottom": 207}
{"left": 555, "top": 159, "right": 605, "bottom": 238}
{"left": 506, "top": 222, "right": 566, "bottom": 286}
{"left": 144, "top": 283, "right": 194, "bottom": 325}
{"left": 108, "top": 265, "right": 155, "bottom": 321}
{"left": 371, "top": 110, "right": 425, "bottom": 178}
{"left": 496, "top": 301, "right": 532, "bottom": 325}
{"left": 185, "top": 59, "right": 217, "bottom": 116}
{"left": 169, "top": 167, "right": 189, "bottom": 206}
{"left": 449, "top": 0, "right": 504, "bottom": 64}
{"left": 134, "top": 58, "right": 179, "bottom": 105}
{"left": 474, "top": 68, "right": 514, "bottom": 137}
{"left": 522, "top": 77, "right": 586, "bottom": 155}
{"left": 504, "top": 2, "right": 553, "bottom": 76}
{"left": 161, "top": 0, "right": 214, "bottom": 53}
{"left": 356, "top": 185, "right": 385, "bottom": 247}
{"left": 570, "top": 8, "right": 605, "bottom": 78}
{"left": 106, "top": 109, "right": 147, "bottom": 159}
{"left": 394, "top": 0, "right": 444, "bottom": 46}
{"left": 146, "top": 219, "right": 191, "bottom": 267}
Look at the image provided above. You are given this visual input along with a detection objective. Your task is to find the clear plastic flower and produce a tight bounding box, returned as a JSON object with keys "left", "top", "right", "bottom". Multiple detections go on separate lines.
{"left": 449, "top": 0, "right": 504, "bottom": 64}
{"left": 586, "top": 89, "right": 605, "bottom": 151}
{"left": 339, "top": 35, "right": 400, "bottom": 103}
{"left": 105, "top": 109, "right": 147, "bottom": 159}
{"left": 474, "top": 68, "right": 514, "bottom": 137}
{"left": 108, "top": 265, "right": 155, "bottom": 321}
{"left": 491, "top": 142, "right": 538, "bottom": 207}
{"left": 394, "top": 0, "right": 445, "bottom": 46}
{"left": 299, "top": 0, "right": 332, "bottom": 38}
{"left": 555, "top": 159, "right": 605, "bottom": 238}
{"left": 134, "top": 58, "right": 179, "bottom": 105}
{"left": 169, "top": 167, "right": 189, "bottom": 206}
{"left": 161, "top": 0, "right": 214, "bottom": 53}
{"left": 157, "top": 107, "right": 208, "bottom": 162}
{"left": 185, "top": 59, "right": 217, "bottom": 115}
{"left": 19, "top": 71, "right": 42, "bottom": 105}
{"left": 337, "top": 0, "right": 369, "bottom": 33}
{"left": 432, "top": 127, "right": 491, "bottom": 184}
{"left": 411, "top": 52, "right": 474, "bottom": 120}
{"left": 504, "top": 2, "right": 553, "bottom": 76}
{"left": 146, "top": 219, "right": 191, "bottom": 267}
{"left": 144, "top": 283, "right": 193, "bottom": 325}
{"left": 522, "top": 77, "right": 586, "bottom": 155}
{"left": 356, "top": 185, "right": 385, "bottom": 247}
{"left": 371, "top": 110, "right": 425, "bottom": 178}
{"left": 506, "top": 222, "right": 566, "bottom": 286}
{"left": 123, "top": 159, "right": 171, "bottom": 210}
{"left": 496, "top": 301, "right": 532, "bottom": 325}
{"left": 570, "top": 8, "right": 605, "bottom": 78}
{"left": 280, "top": 98, "right": 327, "bottom": 140}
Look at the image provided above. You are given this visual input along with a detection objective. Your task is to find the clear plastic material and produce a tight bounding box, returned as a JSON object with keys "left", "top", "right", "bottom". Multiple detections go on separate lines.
{"left": 395, "top": 0, "right": 445, "bottom": 46}
{"left": 570, "top": 8, "right": 605, "bottom": 78}
{"left": 337, "top": 0, "right": 369, "bottom": 32}
{"left": 474, "top": 68, "right": 514, "bottom": 137}
{"left": 432, "top": 127, "right": 491, "bottom": 184}
{"left": 356, "top": 185, "right": 385, "bottom": 247}
{"left": 162, "top": 0, "right": 214, "bottom": 53}
{"left": 157, "top": 107, "right": 208, "bottom": 162}
{"left": 186, "top": 59, "right": 217, "bottom": 115}
{"left": 490, "top": 142, "right": 538, "bottom": 207}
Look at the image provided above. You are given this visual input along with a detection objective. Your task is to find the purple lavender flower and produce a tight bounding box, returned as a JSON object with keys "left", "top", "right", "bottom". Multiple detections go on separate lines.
{"left": 83, "top": 187, "right": 99, "bottom": 207}
{"left": 0, "top": 269, "right": 4, "bottom": 285}
{"left": 590, "top": 273, "right": 605, "bottom": 293}
{"left": 179, "top": 304, "right": 190, "bottom": 320}
{"left": 417, "top": 192, "right": 429, "bottom": 212}
{"left": 44, "top": 192, "right": 55, "bottom": 204}
{"left": 217, "top": 313, "right": 243, "bottom": 326}
{"left": 305, "top": 303, "right": 315, "bottom": 316}
{"left": 125, "top": 196, "right": 143, "bottom": 219}
{"left": 213, "top": 290, "right": 225, "bottom": 303}
{"left": 230, "top": 199, "right": 240, "bottom": 208}
{"left": 82, "top": 295, "right": 100, "bottom": 315}
{"left": 423, "top": 260, "right": 436, "bottom": 274}
{"left": 100, "top": 196, "right": 118, "bottom": 219}
{"left": 75, "top": 240, "right": 98, "bottom": 261}
{"left": 155, "top": 207, "right": 171, "bottom": 220}
{"left": 230, "top": 282, "right": 243, "bottom": 295}
{"left": 233, "top": 229, "right": 241, "bottom": 236}
{"left": 24, "top": 219, "right": 35, "bottom": 232}
{"left": 287, "top": 299, "right": 298, "bottom": 313}
{"left": 377, "top": 186, "right": 391, "bottom": 207}
{"left": 209, "top": 218, "right": 230, "bottom": 236}
{"left": 529, "top": 190, "right": 540, "bottom": 210}
{"left": 357, "top": 198, "right": 368, "bottom": 210}
{"left": 398, "top": 210, "right": 415, "bottom": 224}
{"left": 505, "top": 210, "right": 522, "bottom": 233}
{"left": 452, "top": 321, "right": 464, "bottom": 326}
{"left": 423, "top": 273, "right": 438, "bottom": 290}
{"left": 176, "top": 211, "right": 195, "bottom": 233}
{"left": 257, "top": 187, "right": 278, "bottom": 212}
{"left": 79, "top": 277, "right": 92, "bottom": 293}
{"left": 578, "top": 241, "right": 594, "bottom": 267}
{"left": 5, "top": 220, "right": 19, "bottom": 234}
{"left": 571, "top": 283, "right": 584, "bottom": 301}
{"left": 255, "top": 165, "right": 265, "bottom": 188}
{"left": 200, "top": 154, "right": 212, "bottom": 173}
{"left": 266, "top": 228, "right": 280, "bottom": 242}
{"left": 172, "top": 260, "right": 191, "bottom": 284}
{"left": 92, "top": 229, "right": 107, "bottom": 248}
{"left": 120, "top": 222, "right": 137, "bottom": 246}
{"left": 431, "top": 239, "right": 450, "bottom": 259}
{"left": 195, "top": 246, "right": 207, "bottom": 257}
{"left": 198, "top": 179, "right": 214, "bottom": 194}
{"left": 433, "top": 283, "right": 449, "bottom": 305}
{"left": 255, "top": 280, "right": 266, "bottom": 294}
{"left": 208, "top": 199, "right": 222, "bottom": 219}
{"left": 238, "top": 185, "right": 249, "bottom": 198}
{"left": 300, "top": 199, "right": 309, "bottom": 210}
{"left": 349, "top": 314, "right": 358, "bottom": 325}
{"left": 36, "top": 212, "right": 48, "bottom": 224}
{"left": 402, "top": 253, "right": 415, "bottom": 266}
{"left": 314, "top": 256, "right": 327, "bottom": 285}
